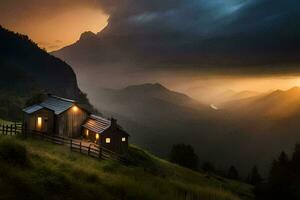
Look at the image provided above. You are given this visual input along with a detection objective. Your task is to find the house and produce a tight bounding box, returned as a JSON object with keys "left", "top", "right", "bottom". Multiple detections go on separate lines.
{"left": 23, "top": 95, "right": 129, "bottom": 154}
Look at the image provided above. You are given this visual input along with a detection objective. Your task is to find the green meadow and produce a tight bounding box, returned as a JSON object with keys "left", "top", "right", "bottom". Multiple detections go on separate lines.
{"left": 0, "top": 135, "right": 254, "bottom": 200}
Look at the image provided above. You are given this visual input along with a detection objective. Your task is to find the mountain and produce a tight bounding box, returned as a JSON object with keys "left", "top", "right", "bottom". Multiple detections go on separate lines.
{"left": 222, "top": 87, "right": 300, "bottom": 119}
{"left": 0, "top": 26, "right": 93, "bottom": 120}
{"left": 213, "top": 90, "right": 262, "bottom": 106}
{"left": 87, "top": 83, "right": 263, "bottom": 174}
{"left": 87, "top": 83, "right": 300, "bottom": 176}
{"left": 0, "top": 136, "right": 253, "bottom": 200}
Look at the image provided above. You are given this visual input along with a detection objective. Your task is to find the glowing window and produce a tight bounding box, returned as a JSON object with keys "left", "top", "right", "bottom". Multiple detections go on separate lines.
{"left": 122, "top": 137, "right": 126, "bottom": 142}
{"left": 96, "top": 133, "right": 99, "bottom": 140}
{"left": 105, "top": 138, "right": 111, "bottom": 143}
{"left": 72, "top": 106, "right": 78, "bottom": 112}
{"left": 37, "top": 117, "right": 42, "bottom": 129}
{"left": 86, "top": 129, "right": 89, "bottom": 137}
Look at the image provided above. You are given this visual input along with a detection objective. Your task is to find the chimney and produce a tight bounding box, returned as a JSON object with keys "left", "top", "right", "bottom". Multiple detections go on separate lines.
{"left": 111, "top": 118, "right": 117, "bottom": 127}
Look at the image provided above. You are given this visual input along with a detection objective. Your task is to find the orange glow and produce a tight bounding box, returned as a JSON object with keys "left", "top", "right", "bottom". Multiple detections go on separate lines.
{"left": 0, "top": 8, "right": 108, "bottom": 51}
{"left": 72, "top": 106, "right": 78, "bottom": 112}
{"left": 96, "top": 134, "right": 100, "bottom": 140}
{"left": 37, "top": 117, "right": 42, "bottom": 129}
{"left": 86, "top": 129, "right": 89, "bottom": 137}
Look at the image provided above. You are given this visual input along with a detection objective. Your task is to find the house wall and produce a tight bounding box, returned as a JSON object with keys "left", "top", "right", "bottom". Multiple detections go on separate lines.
{"left": 56, "top": 106, "right": 88, "bottom": 138}
{"left": 100, "top": 129, "right": 129, "bottom": 154}
{"left": 24, "top": 109, "right": 54, "bottom": 134}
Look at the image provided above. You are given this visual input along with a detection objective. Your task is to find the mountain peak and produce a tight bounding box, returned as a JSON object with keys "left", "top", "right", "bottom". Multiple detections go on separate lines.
{"left": 79, "top": 31, "right": 97, "bottom": 41}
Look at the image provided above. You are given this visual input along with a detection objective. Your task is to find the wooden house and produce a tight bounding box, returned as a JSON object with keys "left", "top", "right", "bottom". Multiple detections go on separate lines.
{"left": 82, "top": 115, "right": 129, "bottom": 154}
{"left": 23, "top": 95, "right": 129, "bottom": 154}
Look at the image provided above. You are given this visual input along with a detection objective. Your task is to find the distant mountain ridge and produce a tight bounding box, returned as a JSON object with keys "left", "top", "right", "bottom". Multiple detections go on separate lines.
{"left": 0, "top": 26, "right": 93, "bottom": 120}
{"left": 222, "top": 87, "right": 300, "bottom": 119}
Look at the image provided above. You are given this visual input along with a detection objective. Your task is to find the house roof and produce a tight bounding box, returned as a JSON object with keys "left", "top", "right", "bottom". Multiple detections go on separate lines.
{"left": 40, "top": 96, "right": 74, "bottom": 115}
{"left": 23, "top": 95, "right": 81, "bottom": 115}
{"left": 23, "top": 105, "right": 44, "bottom": 114}
{"left": 82, "top": 115, "right": 111, "bottom": 134}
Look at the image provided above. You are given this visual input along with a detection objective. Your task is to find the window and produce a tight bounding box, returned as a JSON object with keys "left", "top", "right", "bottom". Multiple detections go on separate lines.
{"left": 37, "top": 117, "right": 42, "bottom": 129}
{"left": 96, "top": 133, "right": 99, "bottom": 140}
{"left": 86, "top": 129, "right": 89, "bottom": 137}
{"left": 105, "top": 138, "right": 111, "bottom": 144}
{"left": 122, "top": 137, "right": 126, "bottom": 142}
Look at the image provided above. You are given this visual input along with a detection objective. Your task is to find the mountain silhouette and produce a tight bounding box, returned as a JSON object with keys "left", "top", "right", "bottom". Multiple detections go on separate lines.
{"left": 0, "top": 26, "right": 92, "bottom": 119}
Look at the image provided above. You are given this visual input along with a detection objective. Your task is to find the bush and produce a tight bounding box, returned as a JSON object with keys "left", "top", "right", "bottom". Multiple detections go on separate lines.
{"left": 0, "top": 138, "right": 29, "bottom": 166}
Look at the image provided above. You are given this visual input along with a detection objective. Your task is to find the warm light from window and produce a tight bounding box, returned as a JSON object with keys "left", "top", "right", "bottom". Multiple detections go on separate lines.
{"left": 96, "top": 133, "right": 99, "bottom": 140}
{"left": 72, "top": 106, "right": 78, "bottom": 112}
{"left": 86, "top": 129, "right": 89, "bottom": 137}
{"left": 106, "top": 138, "right": 111, "bottom": 143}
{"left": 122, "top": 137, "right": 126, "bottom": 142}
{"left": 37, "top": 117, "right": 42, "bottom": 128}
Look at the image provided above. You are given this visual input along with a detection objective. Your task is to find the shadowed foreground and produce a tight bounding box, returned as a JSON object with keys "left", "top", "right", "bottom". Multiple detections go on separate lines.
{"left": 0, "top": 136, "right": 253, "bottom": 200}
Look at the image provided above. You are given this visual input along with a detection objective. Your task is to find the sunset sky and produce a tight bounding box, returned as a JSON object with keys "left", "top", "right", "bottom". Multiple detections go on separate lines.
{"left": 0, "top": 0, "right": 108, "bottom": 51}
{"left": 1, "top": 0, "right": 300, "bottom": 98}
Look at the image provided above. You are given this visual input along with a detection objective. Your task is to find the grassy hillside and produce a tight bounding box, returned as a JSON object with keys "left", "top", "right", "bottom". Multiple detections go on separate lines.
{"left": 0, "top": 136, "right": 253, "bottom": 200}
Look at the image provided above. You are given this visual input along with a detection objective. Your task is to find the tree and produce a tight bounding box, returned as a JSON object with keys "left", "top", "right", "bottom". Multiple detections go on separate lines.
{"left": 169, "top": 144, "right": 198, "bottom": 170}
{"left": 248, "top": 166, "right": 262, "bottom": 185}
{"left": 227, "top": 165, "right": 239, "bottom": 180}
{"left": 292, "top": 144, "right": 300, "bottom": 168}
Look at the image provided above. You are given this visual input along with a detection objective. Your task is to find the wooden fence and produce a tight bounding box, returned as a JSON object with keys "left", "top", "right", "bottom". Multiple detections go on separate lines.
{"left": 0, "top": 123, "right": 126, "bottom": 163}
{"left": 0, "top": 123, "right": 23, "bottom": 135}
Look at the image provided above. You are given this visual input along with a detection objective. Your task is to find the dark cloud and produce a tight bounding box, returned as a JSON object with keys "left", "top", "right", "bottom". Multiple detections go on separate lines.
{"left": 92, "top": 0, "right": 300, "bottom": 68}
{"left": 54, "top": 0, "right": 300, "bottom": 71}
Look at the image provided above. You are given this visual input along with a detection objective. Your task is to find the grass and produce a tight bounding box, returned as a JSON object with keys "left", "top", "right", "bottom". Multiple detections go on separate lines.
{"left": 0, "top": 136, "right": 254, "bottom": 200}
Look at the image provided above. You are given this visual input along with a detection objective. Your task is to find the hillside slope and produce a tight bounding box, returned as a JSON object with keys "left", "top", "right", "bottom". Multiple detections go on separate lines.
{"left": 0, "top": 26, "right": 92, "bottom": 120}
{"left": 0, "top": 136, "right": 253, "bottom": 200}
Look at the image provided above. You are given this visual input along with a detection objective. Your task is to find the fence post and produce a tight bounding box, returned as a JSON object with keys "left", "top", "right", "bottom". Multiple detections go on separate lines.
{"left": 70, "top": 140, "right": 72, "bottom": 150}
{"left": 10, "top": 124, "right": 13, "bottom": 136}
{"left": 99, "top": 147, "right": 102, "bottom": 159}
{"left": 1, "top": 125, "right": 3, "bottom": 135}
{"left": 79, "top": 142, "right": 82, "bottom": 153}
{"left": 5, "top": 125, "right": 8, "bottom": 135}
{"left": 14, "top": 123, "right": 17, "bottom": 135}
{"left": 88, "top": 145, "right": 91, "bottom": 156}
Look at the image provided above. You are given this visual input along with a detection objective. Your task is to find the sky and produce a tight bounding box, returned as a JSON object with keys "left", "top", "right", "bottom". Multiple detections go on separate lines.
{"left": 1, "top": 0, "right": 300, "bottom": 99}
{"left": 0, "top": 0, "right": 108, "bottom": 51}
{"left": 1, "top": 0, "right": 299, "bottom": 52}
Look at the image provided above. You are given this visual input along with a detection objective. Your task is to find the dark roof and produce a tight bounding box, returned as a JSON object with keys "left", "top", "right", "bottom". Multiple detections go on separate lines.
{"left": 23, "top": 95, "right": 83, "bottom": 115}
{"left": 82, "top": 115, "right": 111, "bottom": 134}
{"left": 23, "top": 105, "right": 44, "bottom": 114}
{"left": 40, "top": 96, "right": 74, "bottom": 115}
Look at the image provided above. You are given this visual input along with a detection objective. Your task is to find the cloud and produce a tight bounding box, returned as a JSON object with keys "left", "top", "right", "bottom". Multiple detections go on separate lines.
{"left": 90, "top": 0, "right": 300, "bottom": 68}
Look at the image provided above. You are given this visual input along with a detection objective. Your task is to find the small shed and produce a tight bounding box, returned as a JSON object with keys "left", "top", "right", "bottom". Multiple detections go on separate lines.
{"left": 82, "top": 115, "right": 129, "bottom": 154}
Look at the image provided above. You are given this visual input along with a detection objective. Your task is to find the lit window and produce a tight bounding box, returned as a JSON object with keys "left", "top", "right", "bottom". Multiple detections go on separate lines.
{"left": 72, "top": 106, "right": 78, "bottom": 112}
{"left": 122, "top": 137, "right": 126, "bottom": 142}
{"left": 86, "top": 129, "right": 89, "bottom": 137}
{"left": 37, "top": 117, "right": 42, "bottom": 129}
{"left": 96, "top": 133, "right": 99, "bottom": 140}
{"left": 106, "top": 138, "right": 111, "bottom": 143}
